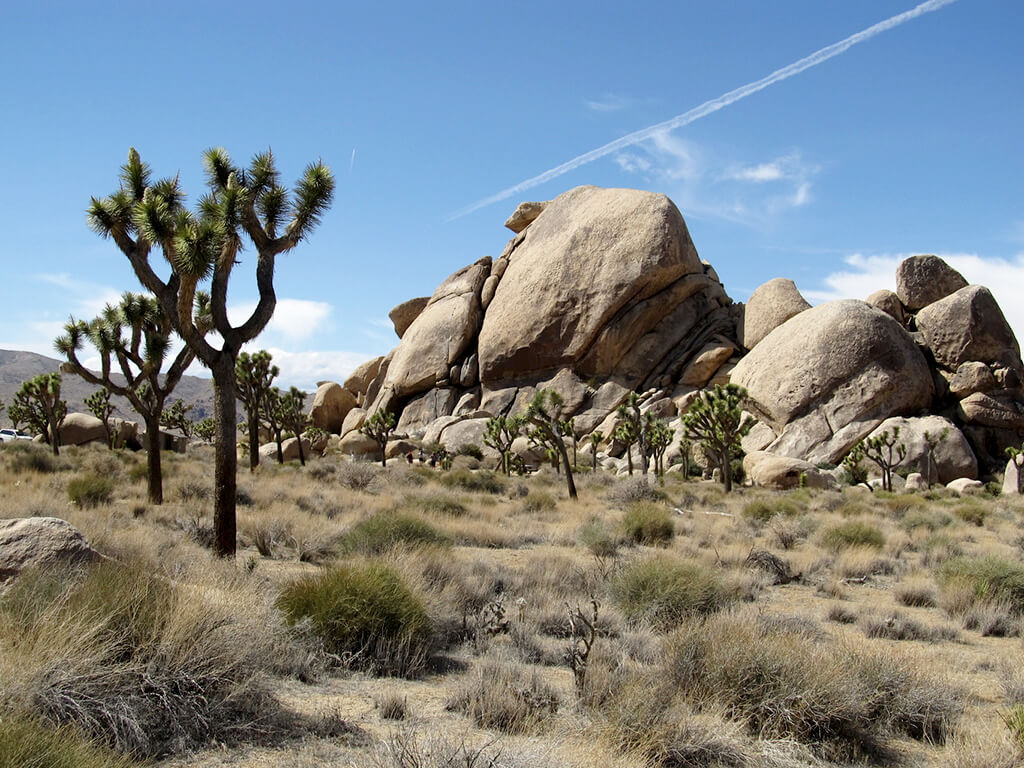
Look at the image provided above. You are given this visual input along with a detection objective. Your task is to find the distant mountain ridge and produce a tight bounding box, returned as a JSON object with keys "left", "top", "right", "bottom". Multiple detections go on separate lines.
{"left": 0, "top": 349, "right": 215, "bottom": 428}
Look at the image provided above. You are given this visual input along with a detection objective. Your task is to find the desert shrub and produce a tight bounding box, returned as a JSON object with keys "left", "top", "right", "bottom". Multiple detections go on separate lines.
{"left": 884, "top": 494, "right": 928, "bottom": 517}
{"left": 373, "top": 690, "right": 409, "bottom": 721}
{"left": 649, "top": 611, "right": 961, "bottom": 759}
{"left": 1005, "top": 705, "right": 1024, "bottom": 755}
{"left": 2, "top": 441, "right": 68, "bottom": 474}
{"left": 176, "top": 480, "right": 210, "bottom": 503}
{"left": 335, "top": 461, "right": 381, "bottom": 491}
{"left": 521, "top": 490, "right": 557, "bottom": 513}
{"left": 610, "top": 557, "right": 734, "bottom": 630}
{"left": 456, "top": 443, "right": 484, "bottom": 461}
{"left": 306, "top": 460, "right": 337, "bottom": 481}
{"left": 605, "top": 476, "right": 666, "bottom": 508}
{"left": 821, "top": 520, "right": 885, "bottom": 551}
{"left": 938, "top": 556, "right": 1024, "bottom": 613}
{"left": 939, "top": 580, "right": 1021, "bottom": 637}
{"left": 621, "top": 502, "right": 674, "bottom": 545}
{"left": 445, "top": 655, "right": 558, "bottom": 733}
{"left": 277, "top": 562, "right": 433, "bottom": 676}
{"left": 901, "top": 508, "right": 952, "bottom": 533}
{"left": 579, "top": 520, "right": 621, "bottom": 558}
{"left": 920, "top": 532, "right": 963, "bottom": 567}
{"left": 742, "top": 497, "right": 801, "bottom": 523}
{"left": 127, "top": 462, "right": 149, "bottom": 483}
{"left": 0, "top": 713, "right": 136, "bottom": 768}
{"left": 66, "top": 473, "right": 114, "bottom": 508}
{"left": 953, "top": 500, "right": 988, "bottom": 527}
{"left": 895, "top": 577, "right": 938, "bottom": 608}
{"left": 860, "top": 612, "right": 958, "bottom": 643}
{"left": 407, "top": 493, "right": 467, "bottom": 517}
{"left": 0, "top": 560, "right": 296, "bottom": 757}
{"left": 440, "top": 468, "right": 506, "bottom": 495}
{"left": 827, "top": 603, "right": 858, "bottom": 624}
{"left": 339, "top": 513, "right": 451, "bottom": 556}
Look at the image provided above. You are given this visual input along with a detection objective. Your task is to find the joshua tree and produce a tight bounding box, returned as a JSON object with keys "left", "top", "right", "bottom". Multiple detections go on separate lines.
{"left": 87, "top": 147, "right": 334, "bottom": 556}
{"left": 361, "top": 410, "right": 397, "bottom": 468}
{"left": 57, "top": 292, "right": 208, "bottom": 502}
{"left": 161, "top": 399, "right": 198, "bottom": 440}
{"left": 588, "top": 430, "right": 604, "bottom": 473}
{"left": 616, "top": 393, "right": 649, "bottom": 474}
{"left": 84, "top": 388, "right": 116, "bottom": 448}
{"left": 645, "top": 415, "right": 674, "bottom": 483}
{"left": 236, "top": 350, "right": 279, "bottom": 471}
{"left": 194, "top": 418, "right": 216, "bottom": 443}
{"left": 862, "top": 428, "right": 907, "bottom": 493}
{"left": 484, "top": 414, "right": 524, "bottom": 475}
{"left": 10, "top": 374, "right": 67, "bottom": 455}
{"left": 524, "top": 390, "right": 577, "bottom": 500}
{"left": 681, "top": 383, "right": 754, "bottom": 493}
{"left": 278, "top": 386, "right": 310, "bottom": 466}
{"left": 613, "top": 419, "right": 638, "bottom": 476}
{"left": 841, "top": 442, "right": 872, "bottom": 490}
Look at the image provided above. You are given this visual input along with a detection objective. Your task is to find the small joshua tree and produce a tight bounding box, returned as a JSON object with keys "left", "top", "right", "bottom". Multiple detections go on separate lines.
{"left": 84, "top": 389, "right": 116, "bottom": 448}
{"left": 588, "top": 430, "right": 604, "bottom": 473}
{"left": 681, "top": 383, "right": 754, "bottom": 493}
{"left": 645, "top": 415, "right": 674, "bottom": 483}
{"left": 524, "top": 390, "right": 577, "bottom": 500}
{"left": 361, "top": 410, "right": 397, "bottom": 467}
{"left": 862, "top": 427, "right": 907, "bottom": 493}
{"left": 278, "top": 386, "right": 310, "bottom": 466}
{"left": 161, "top": 399, "right": 198, "bottom": 440}
{"left": 236, "top": 350, "right": 279, "bottom": 471}
{"left": 616, "top": 393, "right": 648, "bottom": 474}
{"left": 842, "top": 442, "right": 871, "bottom": 490}
{"left": 10, "top": 374, "right": 67, "bottom": 455}
{"left": 194, "top": 417, "right": 217, "bottom": 443}
{"left": 1006, "top": 443, "right": 1024, "bottom": 495}
{"left": 613, "top": 418, "right": 638, "bottom": 476}
{"left": 88, "top": 147, "right": 334, "bottom": 556}
{"left": 484, "top": 414, "right": 524, "bottom": 475}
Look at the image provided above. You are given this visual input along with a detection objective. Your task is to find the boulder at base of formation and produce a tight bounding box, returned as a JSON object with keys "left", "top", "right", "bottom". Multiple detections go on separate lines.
{"left": 309, "top": 382, "right": 357, "bottom": 434}
{"left": 0, "top": 517, "right": 99, "bottom": 584}
{"left": 742, "top": 451, "right": 839, "bottom": 491}
{"left": 864, "top": 416, "right": 977, "bottom": 485}
{"left": 59, "top": 412, "right": 107, "bottom": 446}
{"left": 732, "top": 300, "right": 934, "bottom": 466}
{"left": 946, "top": 478, "right": 985, "bottom": 495}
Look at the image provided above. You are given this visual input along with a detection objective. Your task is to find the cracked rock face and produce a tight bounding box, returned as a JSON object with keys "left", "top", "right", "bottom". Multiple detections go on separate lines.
{"left": 731, "top": 299, "right": 934, "bottom": 465}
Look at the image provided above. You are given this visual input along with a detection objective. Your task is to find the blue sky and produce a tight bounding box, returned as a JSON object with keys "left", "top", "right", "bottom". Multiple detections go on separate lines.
{"left": 1, "top": 0, "right": 1021, "bottom": 390}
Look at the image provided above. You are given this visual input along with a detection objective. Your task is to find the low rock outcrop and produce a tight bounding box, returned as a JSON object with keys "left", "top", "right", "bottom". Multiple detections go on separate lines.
{"left": 0, "top": 517, "right": 99, "bottom": 584}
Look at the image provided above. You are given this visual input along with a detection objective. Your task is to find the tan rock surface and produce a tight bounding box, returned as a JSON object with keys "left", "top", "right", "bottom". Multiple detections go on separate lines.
{"left": 388, "top": 297, "right": 429, "bottom": 339}
{"left": 308, "top": 382, "right": 357, "bottom": 434}
{"left": 741, "top": 278, "right": 811, "bottom": 351}
{"left": 0, "top": 517, "right": 99, "bottom": 583}
{"left": 895, "top": 254, "right": 967, "bottom": 312}
{"left": 916, "top": 285, "right": 1022, "bottom": 372}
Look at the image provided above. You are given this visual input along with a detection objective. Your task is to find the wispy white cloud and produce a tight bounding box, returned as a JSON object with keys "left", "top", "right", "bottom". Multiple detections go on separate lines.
{"left": 450, "top": 0, "right": 959, "bottom": 220}
{"left": 35, "top": 273, "right": 123, "bottom": 320}
{"left": 805, "top": 251, "right": 1024, "bottom": 340}
{"left": 584, "top": 93, "right": 631, "bottom": 113}
{"left": 229, "top": 298, "right": 332, "bottom": 342}
{"left": 612, "top": 136, "right": 817, "bottom": 227}
{"left": 240, "top": 345, "right": 375, "bottom": 391}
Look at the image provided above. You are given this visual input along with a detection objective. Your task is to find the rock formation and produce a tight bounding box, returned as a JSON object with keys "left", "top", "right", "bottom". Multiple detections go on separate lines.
{"left": 312, "top": 184, "right": 1023, "bottom": 485}
{"left": 0, "top": 517, "right": 99, "bottom": 585}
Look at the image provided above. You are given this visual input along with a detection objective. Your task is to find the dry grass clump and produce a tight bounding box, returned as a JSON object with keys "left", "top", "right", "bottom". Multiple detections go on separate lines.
{"left": 0, "top": 559, "right": 300, "bottom": 758}
{"left": 742, "top": 496, "right": 802, "bottom": 523}
{"left": 445, "top": 654, "right": 558, "bottom": 734}
{"left": 953, "top": 500, "right": 989, "bottom": 527}
{"left": 334, "top": 461, "right": 384, "bottom": 491}
{"left": 859, "top": 611, "right": 959, "bottom": 643}
{"left": 440, "top": 468, "right": 506, "bottom": 495}
{"left": 1, "top": 441, "right": 69, "bottom": 474}
{"left": 826, "top": 603, "right": 858, "bottom": 624}
{"left": 895, "top": 575, "right": 939, "bottom": 607}
{"left": 820, "top": 520, "right": 885, "bottom": 551}
{"left": 579, "top": 518, "right": 622, "bottom": 558}
{"left": 0, "top": 712, "right": 137, "bottom": 768}
{"left": 938, "top": 555, "right": 1024, "bottom": 613}
{"left": 643, "top": 611, "right": 962, "bottom": 760}
{"left": 368, "top": 729, "right": 563, "bottom": 768}
{"left": 610, "top": 556, "right": 735, "bottom": 630}
{"left": 621, "top": 501, "right": 674, "bottom": 545}
{"left": 605, "top": 475, "right": 665, "bottom": 508}
{"left": 66, "top": 472, "right": 115, "bottom": 507}
{"left": 277, "top": 561, "right": 434, "bottom": 677}
{"left": 339, "top": 512, "right": 452, "bottom": 556}
{"left": 403, "top": 492, "right": 468, "bottom": 517}
{"left": 373, "top": 690, "right": 409, "bottom": 721}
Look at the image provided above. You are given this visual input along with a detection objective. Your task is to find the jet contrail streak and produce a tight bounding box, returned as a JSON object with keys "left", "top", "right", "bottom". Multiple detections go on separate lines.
{"left": 449, "top": 0, "right": 959, "bottom": 221}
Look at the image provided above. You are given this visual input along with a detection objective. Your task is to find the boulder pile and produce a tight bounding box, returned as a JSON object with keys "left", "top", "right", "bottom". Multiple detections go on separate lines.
{"left": 311, "top": 186, "right": 1023, "bottom": 487}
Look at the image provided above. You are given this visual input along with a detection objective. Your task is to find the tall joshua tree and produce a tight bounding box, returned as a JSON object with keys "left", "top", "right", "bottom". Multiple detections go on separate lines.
{"left": 236, "top": 350, "right": 279, "bottom": 471}
{"left": 87, "top": 147, "right": 334, "bottom": 556}
{"left": 56, "top": 291, "right": 210, "bottom": 503}
{"left": 10, "top": 374, "right": 67, "bottom": 455}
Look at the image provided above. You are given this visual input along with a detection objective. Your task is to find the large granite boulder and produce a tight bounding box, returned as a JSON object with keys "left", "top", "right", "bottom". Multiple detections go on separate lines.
{"left": 0, "top": 517, "right": 100, "bottom": 584}
{"left": 59, "top": 412, "right": 106, "bottom": 446}
{"left": 478, "top": 186, "right": 725, "bottom": 385}
{"left": 344, "top": 356, "right": 385, "bottom": 399}
{"left": 864, "top": 415, "right": 977, "bottom": 484}
{"left": 732, "top": 300, "right": 934, "bottom": 465}
{"left": 741, "top": 278, "right": 811, "bottom": 351}
{"left": 376, "top": 258, "right": 490, "bottom": 401}
{"left": 895, "top": 255, "right": 967, "bottom": 312}
{"left": 743, "top": 451, "right": 839, "bottom": 491}
{"left": 308, "top": 382, "right": 357, "bottom": 434}
{"left": 388, "top": 297, "right": 430, "bottom": 339}
{"left": 915, "top": 285, "right": 1022, "bottom": 372}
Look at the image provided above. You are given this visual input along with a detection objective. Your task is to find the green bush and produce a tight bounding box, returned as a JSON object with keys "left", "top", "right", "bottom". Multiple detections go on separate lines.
{"left": 952, "top": 501, "right": 987, "bottom": 527}
{"left": 622, "top": 502, "right": 674, "bottom": 545}
{"left": 440, "top": 468, "right": 506, "bottom": 495}
{"left": 339, "top": 513, "right": 450, "bottom": 555}
{"left": 3, "top": 441, "right": 67, "bottom": 474}
{"left": 610, "top": 557, "right": 733, "bottom": 630}
{"left": 1004, "top": 704, "right": 1024, "bottom": 754}
{"left": 456, "top": 443, "right": 484, "bottom": 461}
{"left": 741, "top": 497, "right": 801, "bottom": 523}
{"left": 277, "top": 563, "right": 433, "bottom": 676}
{"left": 0, "top": 713, "right": 135, "bottom": 768}
{"left": 900, "top": 508, "right": 951, "bottom": 533}
{"left": 938, "top": 556, "right": 1024, "bottom": 613}
{"left": 66, "top": 473, "right": 114, "bottom": 508}
{"left": 408, "top": 493, "right": 468, "bottom": 517}
{"left": 820, "top": 520, "right": 885, "bottom": 551}
{"left": 522, "top": 490, "right": 558, "bottom": 513}
{"left": 579, "top": 520, "right": 620, "bottom": 558}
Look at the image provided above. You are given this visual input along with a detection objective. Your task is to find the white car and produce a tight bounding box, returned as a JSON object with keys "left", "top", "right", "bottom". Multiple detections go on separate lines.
{"left": 0, "top": 428, "right": 33, "bottom": 442}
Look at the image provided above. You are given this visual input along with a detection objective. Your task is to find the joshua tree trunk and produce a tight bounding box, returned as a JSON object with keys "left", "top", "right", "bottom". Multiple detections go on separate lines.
{"left": 145, "top": 412, "right": 164, "bottom": 505}
{"left": 720, "top": 448, "right": 732, "bottom": 493}
{"left": 213, "top": 359, "right": 238, "bottom": 558}
{"left": 248, "top": 411, "right": 260, "bottom": 471}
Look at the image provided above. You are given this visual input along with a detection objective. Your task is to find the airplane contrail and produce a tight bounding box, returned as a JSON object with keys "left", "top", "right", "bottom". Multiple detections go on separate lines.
{"left": 449, "top": 0, "right": 959, "bottom": 221}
